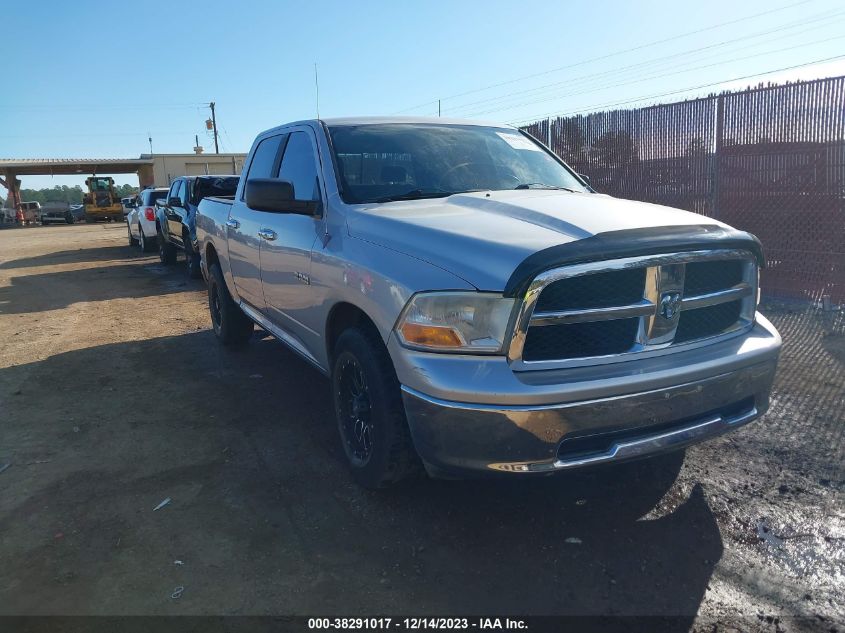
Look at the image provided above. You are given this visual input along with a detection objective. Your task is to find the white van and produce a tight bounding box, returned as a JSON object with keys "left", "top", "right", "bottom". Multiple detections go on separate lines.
{"left": 19, "top": 201, "right": 41, "bottom": 224}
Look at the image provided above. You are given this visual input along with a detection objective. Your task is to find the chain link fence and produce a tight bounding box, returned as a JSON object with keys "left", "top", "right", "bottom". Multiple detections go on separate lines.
{"left": 520, "top": 76, "right": 845, "bottom": 304}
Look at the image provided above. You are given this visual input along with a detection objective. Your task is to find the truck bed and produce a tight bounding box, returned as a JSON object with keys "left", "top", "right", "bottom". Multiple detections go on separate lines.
{"left": 196, "top": 196, "right": 235, "bottom": 281}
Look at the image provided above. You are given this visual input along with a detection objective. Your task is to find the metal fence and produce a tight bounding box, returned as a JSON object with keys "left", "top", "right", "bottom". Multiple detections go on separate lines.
{"left": 520, "top": 76, "right": 845, "bottom": 304}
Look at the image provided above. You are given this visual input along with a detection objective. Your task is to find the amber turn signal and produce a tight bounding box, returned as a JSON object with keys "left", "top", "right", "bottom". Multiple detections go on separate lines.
{"left": 400, "top": 323, "right": 464, "bottom": 348}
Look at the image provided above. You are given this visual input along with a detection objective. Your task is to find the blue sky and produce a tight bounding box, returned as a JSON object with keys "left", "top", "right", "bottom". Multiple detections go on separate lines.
{"left": 4, "top": 0, "right": 844, "bottom": 189}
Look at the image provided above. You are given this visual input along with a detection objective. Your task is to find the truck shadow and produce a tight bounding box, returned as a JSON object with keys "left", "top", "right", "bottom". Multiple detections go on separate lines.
{"left": 0, "top": 262, "right": 202, "bottom": 315}
{"left": 0, "top": 245, "right": 133, "bottom": 270}
{"left": 0, "top": 331, "right": 719, "bottom": 623}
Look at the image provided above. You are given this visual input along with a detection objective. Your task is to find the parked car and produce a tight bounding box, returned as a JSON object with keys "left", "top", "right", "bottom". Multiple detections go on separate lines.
{"left": 68, "top": 204, "right": 85, "bottom": 223}
{"left": 121, "top": 196, "right": 135, "bottom": 217}
{"left": 126, "top": 187, "right": 169, "bottom": 252}
{"left": 155, "top": 175, "right": 239, "bottom": 278}
{"left": 39, "top": 202, "right": 76, "bottom": 224}
{"left": 196, "top": 117, "right": 781, "bottom": 489}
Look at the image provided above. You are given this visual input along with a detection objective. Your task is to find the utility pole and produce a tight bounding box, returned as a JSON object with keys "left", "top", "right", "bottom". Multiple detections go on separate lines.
{"left": 209, "top": 102, "right": 219, "bottom": 154}
{"left": 438, "top": 100, "right": 441, "bottom": 117}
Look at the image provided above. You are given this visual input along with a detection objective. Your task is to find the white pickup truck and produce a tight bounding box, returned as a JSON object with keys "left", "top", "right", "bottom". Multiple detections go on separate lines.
{"left": 196, "top": 117, "right": 781, "bottom": 488}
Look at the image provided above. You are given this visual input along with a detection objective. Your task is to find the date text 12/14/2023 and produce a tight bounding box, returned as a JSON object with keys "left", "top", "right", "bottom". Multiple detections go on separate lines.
{"left": 307, "top": 618, "right": 528, "bottom": 630}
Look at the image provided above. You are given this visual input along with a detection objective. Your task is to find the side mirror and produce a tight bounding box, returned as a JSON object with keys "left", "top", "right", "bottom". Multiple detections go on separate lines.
{"left": 168, "top": 197, "right": 182, "bottom": 207}
{"left": 246, "top": 178, "right": 319, "bottom": 215}
{"left": 577, "top": 173, "right": 592, "bottom": 186}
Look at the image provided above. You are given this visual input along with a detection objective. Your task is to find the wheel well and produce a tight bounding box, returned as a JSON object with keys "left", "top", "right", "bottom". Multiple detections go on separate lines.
{"left": 325, "top": 303, "right": 381, "bottom": 362}
{"left": 205, "top": 243, "right": 220, "bottom": 270}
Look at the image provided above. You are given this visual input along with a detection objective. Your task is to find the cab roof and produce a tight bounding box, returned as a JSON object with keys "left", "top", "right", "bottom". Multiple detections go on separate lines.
{"left": 259, "top": 116, "right": 517, "bottom": 137}
{"left": 319, "top": 116, "right": 516, "bottom": 128}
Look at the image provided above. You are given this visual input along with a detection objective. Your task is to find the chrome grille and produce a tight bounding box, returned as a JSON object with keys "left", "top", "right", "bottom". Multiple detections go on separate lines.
{"left": 522, "top": 318, "right": 639, "bottom": 361}
{"left": 535, "top": 268, "right": 646, "bottom": 312}
{"left": 509, "top": 250, "right": 757, "bottom": 368}
{"left": 684, "top": 259, "right": 745, "bottom": 295}
{"left": 674, "top": 299, "right": 743, "bottom": 343}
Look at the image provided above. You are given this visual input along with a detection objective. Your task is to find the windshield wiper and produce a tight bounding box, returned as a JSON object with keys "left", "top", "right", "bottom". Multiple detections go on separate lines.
{"left": 514, "top": 183, "right": 576, "bottom": 192}
{"left": 373, "top": 189, "right": 455, "bottom": 203}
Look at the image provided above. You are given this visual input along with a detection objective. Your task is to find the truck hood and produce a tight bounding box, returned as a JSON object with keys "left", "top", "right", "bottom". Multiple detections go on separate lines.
{"left": 346, "top": 190, "right": 728, "bottom": 291}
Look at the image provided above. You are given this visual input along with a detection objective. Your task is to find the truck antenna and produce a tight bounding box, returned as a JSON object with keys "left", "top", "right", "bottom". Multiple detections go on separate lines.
{"left": 314, "top": 63, "right": 320, "bottom": 120}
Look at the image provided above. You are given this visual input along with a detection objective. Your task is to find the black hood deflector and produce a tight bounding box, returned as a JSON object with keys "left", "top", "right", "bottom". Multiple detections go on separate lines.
{"left": 503, "top": 224, "right": 764, "bottom": 298}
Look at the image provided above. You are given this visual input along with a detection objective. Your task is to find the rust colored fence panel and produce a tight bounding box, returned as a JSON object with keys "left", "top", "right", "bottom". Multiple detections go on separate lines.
{"left": 521, "top": 76, "right": 845, "bottom": 303}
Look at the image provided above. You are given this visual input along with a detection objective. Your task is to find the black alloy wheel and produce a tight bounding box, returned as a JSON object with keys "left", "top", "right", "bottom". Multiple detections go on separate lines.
{"left": 336, "top": 356, "right": 374, "bottom": 466}
{"left": 207, "top": 262, "right": 253, "bottom": 345}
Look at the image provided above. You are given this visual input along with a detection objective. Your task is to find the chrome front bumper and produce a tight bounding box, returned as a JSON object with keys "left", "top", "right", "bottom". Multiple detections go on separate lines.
{"left": 398, "top": 317, "right": 780, "bottom": 476}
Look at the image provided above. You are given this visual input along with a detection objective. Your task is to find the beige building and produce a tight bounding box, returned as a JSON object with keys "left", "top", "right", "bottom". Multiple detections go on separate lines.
{"left": 1, "top": 154, "right": 248, "bottom": 210}
{"left": 139, "top": 152, "right": 247, "bottom": 188}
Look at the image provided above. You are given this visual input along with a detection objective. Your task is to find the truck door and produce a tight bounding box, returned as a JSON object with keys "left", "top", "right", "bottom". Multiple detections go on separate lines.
{"left": 257, "top": 128, "right": 324, "bottom": 357}
{"left": 166, "top": 180, "right": 187, "bottom": 246}
{"left": 227, "top": 134, "right": 285, "bottom": 310}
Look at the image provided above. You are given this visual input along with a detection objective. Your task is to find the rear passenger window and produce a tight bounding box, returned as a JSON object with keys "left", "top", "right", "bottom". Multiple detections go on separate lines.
{"left": 277, "top": 132, "right": 320, "bottom": 202}
{"left": 246, "top": 135, "right": 284, "bottom": 181}
{"left": 149, "top": 191, "right": 167, "bottom": 205}
{"left": 177, "top": 181, "right": 187, "bottom": 205}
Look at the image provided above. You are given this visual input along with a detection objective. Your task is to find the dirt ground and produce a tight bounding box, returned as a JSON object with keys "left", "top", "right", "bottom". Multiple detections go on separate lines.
{"left": 0, "top": 223, "right": 842, "bottom": 630}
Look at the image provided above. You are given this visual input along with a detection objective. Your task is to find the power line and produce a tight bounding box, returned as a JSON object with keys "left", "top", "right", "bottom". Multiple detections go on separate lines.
{"left": 391, "top": 0, "right": 815, "bottom": 114}
{"left": 0, "top": 103, "right": 207, "bottom": 111}
{"left": 220, "top": 126, "right": 238, "bottom": 153}
{"left": 444, "top": 8, "right": 845, "bottom": 116}
{"left": 0, "top": 131, "right": 197, "bottom": 139}
{"left": 460, "top": 33, "right": 845, "bottom": 119}
{"left": 508, "top": 53, "right": 845, "bottom": 125}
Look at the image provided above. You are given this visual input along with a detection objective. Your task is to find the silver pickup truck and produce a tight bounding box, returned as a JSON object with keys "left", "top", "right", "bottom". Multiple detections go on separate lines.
{"left": 196, "top": 117, "right": 781, "bottom": 488}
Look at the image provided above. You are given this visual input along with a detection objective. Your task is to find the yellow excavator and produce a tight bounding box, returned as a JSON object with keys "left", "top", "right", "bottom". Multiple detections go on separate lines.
{"left": 83, "top": 176, "right": 123, "bottom": 222}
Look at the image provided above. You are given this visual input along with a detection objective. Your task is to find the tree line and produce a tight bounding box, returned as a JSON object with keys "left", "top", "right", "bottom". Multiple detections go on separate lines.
{"left": 1, "top": 183, "right": 138, "bottom": 207}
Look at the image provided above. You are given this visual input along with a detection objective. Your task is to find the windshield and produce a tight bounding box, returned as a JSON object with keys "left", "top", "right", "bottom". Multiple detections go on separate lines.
{"left": 145, "top": 190, "right": 168, "bottom": 204}
{"left": 327, "top": 123, "right": 587, "bottom": 204}
{"left": 193, "top": 176, "right": 239, "bottom": 203}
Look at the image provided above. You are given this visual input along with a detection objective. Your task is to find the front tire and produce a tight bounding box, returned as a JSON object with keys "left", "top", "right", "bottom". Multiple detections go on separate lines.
{"left": 332, "top": 328, "right": 421, "bottom": 488}
{"left": 127, "top": 222, "right": 137, "bottom": 246}
{"left": 184, "top": 234, "right": 202, "bottom": 279}
{"left": 207, "top": 262, "right": 253, "bottom": 345}
{"left": 158, "top": 230, "right": 176, "bottom": 264}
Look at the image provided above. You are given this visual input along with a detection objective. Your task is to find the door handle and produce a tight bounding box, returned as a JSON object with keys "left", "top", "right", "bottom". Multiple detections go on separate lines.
{"left": 225, "top": 218, "right": 240, "bottom": 229}
{"left": 258, "top": 228, "right": 277, "bottom": 241}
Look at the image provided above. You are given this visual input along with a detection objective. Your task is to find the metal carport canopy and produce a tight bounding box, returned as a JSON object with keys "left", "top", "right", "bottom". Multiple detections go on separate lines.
{"left": 0, "top": 157, "right": 153, "bottom": 176}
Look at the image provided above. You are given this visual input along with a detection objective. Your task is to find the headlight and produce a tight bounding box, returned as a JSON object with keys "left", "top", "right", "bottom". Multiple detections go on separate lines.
{"left": 396, "top": 292, "right": 515, "bottom": 353}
